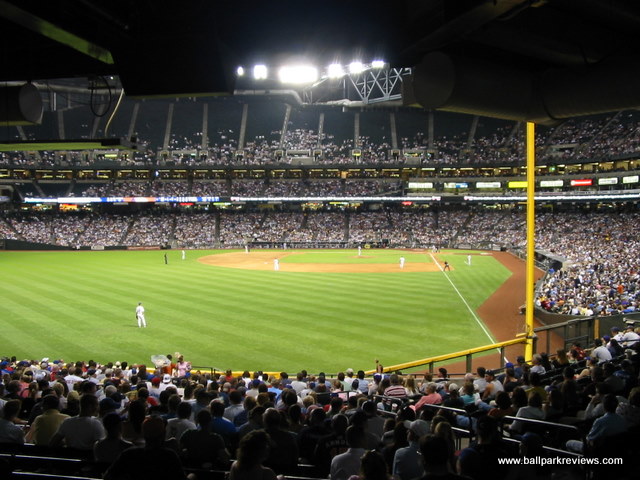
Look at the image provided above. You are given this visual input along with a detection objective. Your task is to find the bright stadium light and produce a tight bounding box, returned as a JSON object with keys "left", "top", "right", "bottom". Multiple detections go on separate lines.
{"left": 371, "top": 60, "right": 385, "bottom": 69}
{"left": 349, "top": 61, "right": 364, "bottom": 74}
{"left": 327, "top": 63, "right": 346, "bottom": 78}
{"left": 236, "top": 66, "right": 245, "bottom": 76}
{"left": 278, "top": 65, "right": 318, "bottom": 84}
{"left": 253, "top": 64, "right": 268, "bottom": 80}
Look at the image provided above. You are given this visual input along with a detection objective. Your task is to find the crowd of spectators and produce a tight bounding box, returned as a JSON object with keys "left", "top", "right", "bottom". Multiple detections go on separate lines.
{"left": 34, "top": 179, "right": 407, "bottom": 199}
{"left": 3, "top": 104, "right": 640, "bottom": 169}
{"left": 122, "top": 214, "right": 176, "bottom": 247}
{"left": 0, "top": 340, "right": 637, "bottom": 479}
{"left": 535, "top": 212, "right": 640, "bottom": 316}
{"left": 218, "top": 212, "right": 264, "bottom": 246}
{"left": 348, "top": 211, "right": 393, "bottom": 244}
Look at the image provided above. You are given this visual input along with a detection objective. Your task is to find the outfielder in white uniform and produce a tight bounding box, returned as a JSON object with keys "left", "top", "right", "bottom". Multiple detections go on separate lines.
{"left": 399, "top": 256, "right": 405, "bottom": 269}
{"left": 274, "top": 258, "right": 279, "bottom": 271}
{"left": 136, "top": 302, "right": 147, "bottom": 328}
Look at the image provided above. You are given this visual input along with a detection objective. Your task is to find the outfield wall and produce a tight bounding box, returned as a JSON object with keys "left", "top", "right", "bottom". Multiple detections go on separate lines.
{"left": 1, "top": 239, "right": 71, "bottom": 251}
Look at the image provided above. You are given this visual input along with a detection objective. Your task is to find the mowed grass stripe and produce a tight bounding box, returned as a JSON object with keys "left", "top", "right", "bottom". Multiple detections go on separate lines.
{"left": 0, "top": 249, "right": 512, "bottom": 371}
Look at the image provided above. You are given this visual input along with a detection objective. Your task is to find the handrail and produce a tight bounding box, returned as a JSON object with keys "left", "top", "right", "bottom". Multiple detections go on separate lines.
{"left": 501, "top": 414, "right": 581, "bottom": 432}
{"left": 365, "top": 336, "right": 528, "bottom": 375}
{"left": 533, "top": 316, "right": 594, "bottom": 333}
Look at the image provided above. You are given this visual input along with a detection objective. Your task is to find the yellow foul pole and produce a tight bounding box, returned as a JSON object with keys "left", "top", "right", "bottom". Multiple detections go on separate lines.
{"left": 525, "top": 122, "right": 536, "bottom": 361}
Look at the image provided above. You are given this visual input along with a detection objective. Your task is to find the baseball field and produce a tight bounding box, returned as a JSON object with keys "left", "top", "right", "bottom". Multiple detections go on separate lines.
{"left": 0, "top": 248, "right": 524, "bottom": 373}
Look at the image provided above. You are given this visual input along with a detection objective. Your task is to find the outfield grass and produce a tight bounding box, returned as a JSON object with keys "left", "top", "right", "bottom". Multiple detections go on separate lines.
{"left": 0, "top": 249, "right": 511, "bottom": 373}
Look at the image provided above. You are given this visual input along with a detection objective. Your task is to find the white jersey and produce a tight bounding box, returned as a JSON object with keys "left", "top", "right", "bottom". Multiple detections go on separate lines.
{"left": 136, "top": 305, "right": 145, "bottom": 317}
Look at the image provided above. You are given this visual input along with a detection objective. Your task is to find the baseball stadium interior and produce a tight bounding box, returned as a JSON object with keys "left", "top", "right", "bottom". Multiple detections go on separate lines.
{"left": 1, "top": 1, "right": 640, "bottom": 479}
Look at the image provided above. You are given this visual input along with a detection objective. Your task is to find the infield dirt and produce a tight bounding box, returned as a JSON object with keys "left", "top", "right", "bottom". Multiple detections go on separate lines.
{"left": 198, "top": 251, "right": 444, "bottom": 273}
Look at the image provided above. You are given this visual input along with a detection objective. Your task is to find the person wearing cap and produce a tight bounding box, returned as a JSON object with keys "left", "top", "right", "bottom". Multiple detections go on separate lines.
{"left": 621, "top": 325, "right": 640, "bottom": 348}
{"left": 611, "top": 326, "right": 624, "bottom": 343}
{"left": 392, "top": 419, "right": 429, "bottom": 480}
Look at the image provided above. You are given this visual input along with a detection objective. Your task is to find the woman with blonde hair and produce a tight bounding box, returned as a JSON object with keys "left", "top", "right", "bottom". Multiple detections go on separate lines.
{"left": 404, "top": 375, "right": 420, "bottom": 396}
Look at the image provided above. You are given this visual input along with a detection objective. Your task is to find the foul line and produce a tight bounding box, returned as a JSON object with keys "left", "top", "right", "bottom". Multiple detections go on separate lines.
{"left": 430, "top": 254, "right": 504, "bottom": 357}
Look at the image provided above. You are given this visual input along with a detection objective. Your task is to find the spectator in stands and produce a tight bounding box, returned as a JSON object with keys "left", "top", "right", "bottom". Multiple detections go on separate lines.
{"left": 228, "top": 429, "right": 277, "bottom": 480}
{"left": 566, "top": 393, "right": 627, "bottom": 453}
{"left": 0, "top": 400, "right": 25, "bottom": 444}
{"left": 50, "top": 393, "right": 105, "bottom": 450}
{"left": 93, "top": 412, "right": 132, "bottom": 464}
{"left": 262, "top": 407, "right": 298, "bottom": 473}
{"left": 413, "top": 383, "right": 442, "bottom": 413}
{"left": 237, "top": 405, "right": 265, "bottom": 440}
{"left": 392, "top": 419, "right": 429, "bottom": 480}
{"left": 457, "top": 416, "right": 508, "bottom": 480}
{"left": 529, "top": 355, "right": 546, "bottom": 375}
{"left": 331, "top": 425, "right": 367, "bottom": 480}
{"left": 210, "top": 400, "right": 237, "bottom": 452}
{"left": 351, "top": 449, "right": 391, "bottom": 480}
{"left": 384, "top": 374, "right": 407, "bottom": 398}
{"left": 509, "top": 392, "right": 545, "bottom": 436}
{"left": 104, "top": 416, "right": 192, "bottom": 480}
{"left": 416, "top": 433, "right": 466, "bottom": 480}
{"left": 25, "top": 394, "right": 69, "bottom": 445}
{"left": 166, "top": 400, "right": 196, "bottom": 441}
{"left": 121, "top": 399, "right": 146, "bottom": 446}
{"left": 363, "top": 400, "right": 385, "bottom": 440}
{"left": 473, "top": 367, "right": 488, "bottom": 394}
{"left": 314, "top": 413, "right": 349, "bottom": 476}
{"left": 591, "top": 338, "right": 613, "bottom": 364}
{"left": 621, "top": 325, "right": 640, "bottom": 348}
{"left": 180, "top": 409, "right": 229, "bottom": 468}
{"left": 504, "top": 432, "right": 551, "bottom": 480}
{"left": 298, "top": 406, "right": 328, "bottom": 463}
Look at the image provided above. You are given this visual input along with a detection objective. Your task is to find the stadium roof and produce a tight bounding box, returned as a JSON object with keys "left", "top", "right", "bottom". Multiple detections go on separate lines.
{"left": 2, "top": 0, "right": 640, "bottom": 122}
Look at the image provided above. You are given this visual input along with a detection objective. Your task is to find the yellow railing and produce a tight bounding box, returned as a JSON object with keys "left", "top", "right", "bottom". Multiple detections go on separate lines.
{"left": 366, "top": 335, "right": 528, "bottom": 375}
